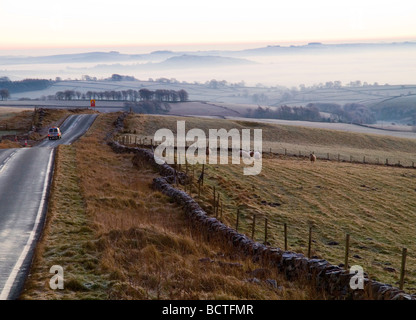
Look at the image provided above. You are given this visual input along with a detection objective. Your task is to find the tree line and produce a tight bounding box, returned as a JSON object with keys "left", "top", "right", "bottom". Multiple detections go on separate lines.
{"left": 246, "top": 105, "right": 322, "bottom": 122}
{"left": 0, "top": 78, "right": 51, "bottom": 94}
{"left": 246, "top": 103, "right": 376, "bottom": 124}
{"left": 306, "top": 102, "right": 376, "bottom": 124}
{"left": 52, "top": 88, "right": 188, "bottom": 102}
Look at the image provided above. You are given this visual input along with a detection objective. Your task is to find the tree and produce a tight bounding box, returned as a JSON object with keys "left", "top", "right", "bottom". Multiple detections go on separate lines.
{"left": 0, "top": 89, "right": 10, "bottom": 100}
{"left": 139, "top": 88, "right": 153, "bottom": 101}
{"left": 178, "top": 89, "right": 188, "bottom": 102}
{"left": 64, "top": 90, "right": 75, "bottom": 100}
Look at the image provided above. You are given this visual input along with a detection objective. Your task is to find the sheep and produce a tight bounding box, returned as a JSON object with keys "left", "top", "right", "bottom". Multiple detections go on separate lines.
{"left": 240, "top": 150, "right": 251, "bottom": 159}
{"left": 310, "top": 153, "right": 316, "bottom": 163}
{"left": 239, "top": 150, "right": 261, "bottom": 160}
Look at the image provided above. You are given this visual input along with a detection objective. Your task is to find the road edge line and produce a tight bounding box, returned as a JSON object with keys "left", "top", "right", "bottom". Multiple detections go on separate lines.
{"left": 0, "top": 148, "right": 55, "bottom": 300}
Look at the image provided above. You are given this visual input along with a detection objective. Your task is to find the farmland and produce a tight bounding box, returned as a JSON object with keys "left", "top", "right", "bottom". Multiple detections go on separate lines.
{"left": 124, "top": 114, "right": 416, "bottom": 292}
{"left": 21, "top": 112, "right": 320, "bottom": 300}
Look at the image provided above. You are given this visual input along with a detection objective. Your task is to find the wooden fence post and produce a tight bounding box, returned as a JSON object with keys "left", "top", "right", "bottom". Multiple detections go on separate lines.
{"left": 327, "top": 153, "right": 330, "bottom": 160}
{"left": 345, "top": 233, "right": 350, "bottom": 270}
{"left": 264, "top": 218, "right": 268, "bottom": 245}
{"left": 284, "top": 223, "right": 288, "bottom": 251}
{"left": 285, "top": 148, "right": 287, "bottom": 156}
{"left": 251, "top": 214, "right": 256, "bottom": 239}
{"left": 236, "top": 208, "right": 240, "bottom": 232}
{"left": 213, "top": 186, "right": 216, "bottom": 214}
{"left": 350, "top": 155, "right": 353, "bottom": 163}
{"left": 386, "top": 158, "right": 389, "bottom": 165}
{"left": 216, "top": 193, "right": 220, "bottom": 218}
{"left": 308, "top": 227, "right": 312, "bottom": 258}
{"left": 400, "top": 248, "right": 407, "bottom": 290}
{"left": 220, "top": 202, "right": 223, "bottom": 219}
{"left": 198, "top": 180, "right": 201, "bottom": 197}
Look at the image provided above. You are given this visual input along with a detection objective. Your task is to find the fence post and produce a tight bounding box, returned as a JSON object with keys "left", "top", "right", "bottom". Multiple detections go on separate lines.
{"left": 327, "top": 153, "right": 330, "bottom": 160}
{"left": 251, "top": 214, "right": 256, "bottom": 240}
{"left": 363, "top": 156, "right": 366, "bottom": 164}
{"left": 345, "top": 233, "right": 350, "bottom": 270}
{"left": 308, "top": 226, "right": 312, "bottom": 259}
{"left": 285, "top": 148, "right": 287, "bottom": 156}
{"left": 213, "top": 186, "right": 216, "bottom": 214}
{"left": 220, "top": 202, "right": 223, "bottom": 219}
{"left": 386, "top": 158, "right": 389, "bottom": 165}
{"left": 236, "top": 208, "right": 240, "bottom": 232}
{"left": 350, "top": 155, "right": 353, "bottom": 163}
{"left": 198, "top": 180, "right": 201, "bottom": 197}
{"left": 284, "top": 223, "right": 288, "bottom": 251}
{"left": 216, "top": 193, "right": 220, "bottom": 218}
{"left": 412, "top": 161, "right": 415, "bottom": 168}
{"left": 400, "top": 248, "right": 407, "bottom": 290}
{"left": 264, "top": 218, "right": 268, "bottom": 245}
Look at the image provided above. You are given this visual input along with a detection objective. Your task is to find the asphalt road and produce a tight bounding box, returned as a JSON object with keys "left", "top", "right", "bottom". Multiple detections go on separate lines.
{"left": 0, "top": 114, "right": 97, "bottom": 300}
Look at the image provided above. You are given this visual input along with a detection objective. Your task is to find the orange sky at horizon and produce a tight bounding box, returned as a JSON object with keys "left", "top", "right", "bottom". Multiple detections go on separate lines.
{"left": 1, "top": 0, "right": 416, "bottom": 55}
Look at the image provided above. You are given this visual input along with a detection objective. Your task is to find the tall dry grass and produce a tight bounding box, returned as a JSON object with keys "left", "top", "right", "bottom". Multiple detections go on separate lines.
{"left": 22, "top": 113, "right": 322, "bottom": 300}
{"left": 123, "top": 114, "right": 416, "bottom": 293}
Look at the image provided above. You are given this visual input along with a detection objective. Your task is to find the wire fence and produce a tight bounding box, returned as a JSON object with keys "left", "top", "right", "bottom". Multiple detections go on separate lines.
{"left": 117, "top": 134, "right": 415, "bottom": 292}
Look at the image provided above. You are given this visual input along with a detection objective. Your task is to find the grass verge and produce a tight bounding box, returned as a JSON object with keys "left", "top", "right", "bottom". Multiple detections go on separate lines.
{"left": 22, "top": 113, "right": 322, "bottom": 300}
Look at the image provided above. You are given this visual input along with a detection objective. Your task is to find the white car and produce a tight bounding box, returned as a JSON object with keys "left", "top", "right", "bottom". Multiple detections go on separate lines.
{"left": 48, "top": 127, "right": 62, "bottom": 140}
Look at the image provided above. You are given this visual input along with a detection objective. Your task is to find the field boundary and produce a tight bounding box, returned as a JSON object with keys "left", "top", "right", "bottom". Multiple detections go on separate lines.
{"left": 116, "top": 132, "right": 416, "bottom": 170}
{"left": 107, "top": 113, "right": 415, "bottom": 300}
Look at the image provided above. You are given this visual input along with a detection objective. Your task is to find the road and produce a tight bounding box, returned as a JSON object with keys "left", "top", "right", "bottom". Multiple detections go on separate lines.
{"left": 0, "top": 114, "right": 97, "bottom": 300}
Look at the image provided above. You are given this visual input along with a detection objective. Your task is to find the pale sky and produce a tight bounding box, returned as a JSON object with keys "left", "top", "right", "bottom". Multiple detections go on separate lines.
{"left": 1, "top": 0, "right": 416, "bottom": 52}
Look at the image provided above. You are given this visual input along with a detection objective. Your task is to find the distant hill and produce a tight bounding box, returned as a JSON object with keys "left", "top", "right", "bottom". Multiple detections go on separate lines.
{"left": 369, "top": 94, "right": 416, "bottom": 123}
{"left": 159, "top": 55, "right": 256, "bottom": 68}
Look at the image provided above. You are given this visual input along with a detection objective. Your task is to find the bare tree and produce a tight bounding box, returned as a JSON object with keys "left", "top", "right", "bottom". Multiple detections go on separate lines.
{"left": 0, "top": 89, "right": 10, "bottom": 101}
{"left": 178, "top": 89, "right": 188, "bottom": 102}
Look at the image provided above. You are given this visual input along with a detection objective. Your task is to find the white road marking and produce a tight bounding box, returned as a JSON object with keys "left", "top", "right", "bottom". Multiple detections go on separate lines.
{"left": 0, "top": 151, "right": 17, "bottom": 174}
{"left": 0, "top": 149, "right": 54, "bottom": 300}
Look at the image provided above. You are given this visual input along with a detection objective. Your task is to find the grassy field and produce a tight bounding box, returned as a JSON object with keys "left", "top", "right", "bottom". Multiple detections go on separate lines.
{"left": 22, "top": 113, "right": 321, "bottom": 300}
{"left": 124, "top": 114, "right": 416, "bottom": 167}
{"left": 125, "top": 114, "right": 416, "bottom": 293}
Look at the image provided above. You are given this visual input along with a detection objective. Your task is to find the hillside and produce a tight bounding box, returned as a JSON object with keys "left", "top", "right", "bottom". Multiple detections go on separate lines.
{"left": 123, "top": 114, "right": 416, "bottom": 292}
{"left": 125, "top": 114, "right": 416, "bottom": 166}
{"left": 21, "top": 112, "right": 319, "bottom": 300}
